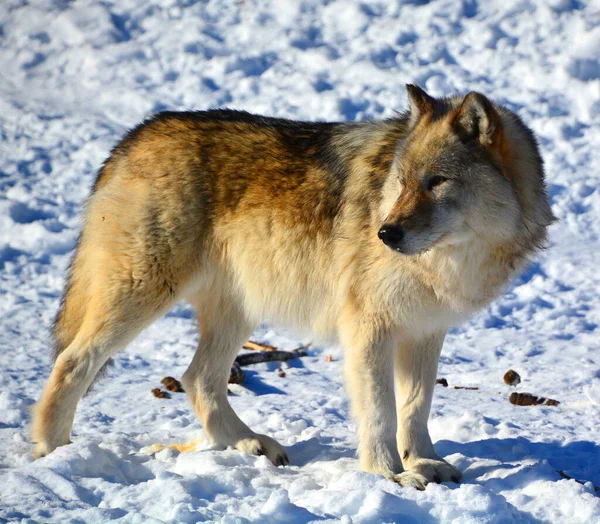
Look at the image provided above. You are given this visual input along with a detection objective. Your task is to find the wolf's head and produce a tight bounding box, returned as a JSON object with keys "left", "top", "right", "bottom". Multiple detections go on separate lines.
{"left": 378, "top": 85, "right": 554, "bottom": 257}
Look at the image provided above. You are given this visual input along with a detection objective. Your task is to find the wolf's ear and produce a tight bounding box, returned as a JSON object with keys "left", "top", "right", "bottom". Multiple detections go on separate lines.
{"left": 452, "top": 92, "right": 501, "bottom": 146}
{"left": 406, "top": 84, "right": 435, "bottom": 128}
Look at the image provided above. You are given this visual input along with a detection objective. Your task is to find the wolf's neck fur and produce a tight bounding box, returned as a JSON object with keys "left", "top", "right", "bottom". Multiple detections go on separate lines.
{"left": 418, "top": 238, "right": 526, "bottom": 313}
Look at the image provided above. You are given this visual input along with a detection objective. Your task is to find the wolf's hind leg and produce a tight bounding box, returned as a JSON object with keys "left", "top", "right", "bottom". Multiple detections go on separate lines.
{"left": 183, "top": 290, "right": 288, "bottom": 466}
{"left": 32, "top": 297, "right": 160, "bottom": 458}
{"left": 33, "top": 318, "right": 115, "bottom": 457}
{"left": 33, "top": 273, "right": 178, "bottom": 458}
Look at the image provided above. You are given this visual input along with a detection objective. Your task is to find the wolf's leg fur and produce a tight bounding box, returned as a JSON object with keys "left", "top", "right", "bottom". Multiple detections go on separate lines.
{"left": 339, "top": 308, "right": 404, "bottom": 480}
{"left": 33, "top": 317, "right": 119, "bottom": 458}
{"left": 183, "top": 290, "right": 288, "bottom": 466}
{"left": 394, "top": 332, "right": 461, "bottom": 488}
{"left": 32, "top": 289, "right": 172, "bottom": 458}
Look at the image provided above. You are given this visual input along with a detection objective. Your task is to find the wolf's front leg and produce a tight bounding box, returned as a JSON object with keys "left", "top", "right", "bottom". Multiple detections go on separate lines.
{"left": 339, "top": 313, "right": 404, "bottom": 481}
{"left": 394, "top": 332, "right": 461, "bottom": 489}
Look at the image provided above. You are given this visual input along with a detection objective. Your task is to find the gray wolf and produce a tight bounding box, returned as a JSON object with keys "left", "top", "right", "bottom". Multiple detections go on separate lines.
{"left": 32, "top": 85, "right": 554, "bottom": 489}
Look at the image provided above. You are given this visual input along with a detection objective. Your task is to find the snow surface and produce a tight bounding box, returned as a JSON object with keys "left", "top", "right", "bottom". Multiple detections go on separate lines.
{"left": 1, "top": 0, "right": 600, "bottom": 522}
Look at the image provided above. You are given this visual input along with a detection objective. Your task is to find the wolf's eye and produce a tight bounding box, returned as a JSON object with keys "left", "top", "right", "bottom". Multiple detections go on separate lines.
{"left": 426, "top": 175, "right": 448, "bottom": 191}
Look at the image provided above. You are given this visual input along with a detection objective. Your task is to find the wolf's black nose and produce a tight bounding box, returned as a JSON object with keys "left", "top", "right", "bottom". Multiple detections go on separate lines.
{"left": 378, "top": 226, "right": 404, "bottom": 248}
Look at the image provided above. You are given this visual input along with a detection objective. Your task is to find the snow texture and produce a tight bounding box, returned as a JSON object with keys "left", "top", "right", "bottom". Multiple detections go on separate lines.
{"left": 1, "top": 0, "right": 600, "bottom": 522}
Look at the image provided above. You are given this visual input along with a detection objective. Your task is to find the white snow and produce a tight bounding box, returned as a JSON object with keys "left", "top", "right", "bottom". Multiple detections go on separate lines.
{"left": 1, "top": 0, "right": 600, "bottom": 522}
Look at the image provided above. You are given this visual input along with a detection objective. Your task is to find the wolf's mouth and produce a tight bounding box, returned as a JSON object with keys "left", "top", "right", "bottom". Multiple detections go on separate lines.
{"left": 386, "top": 244, "right": 426, "bottom": 256}
{"left": 387, "top": 231, "right": 450, "bottom": 257}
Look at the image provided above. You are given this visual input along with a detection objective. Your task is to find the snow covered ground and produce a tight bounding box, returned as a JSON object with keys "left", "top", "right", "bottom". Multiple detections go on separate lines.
{"left": 1, "top": 0, "right": 600, "bottom": 522}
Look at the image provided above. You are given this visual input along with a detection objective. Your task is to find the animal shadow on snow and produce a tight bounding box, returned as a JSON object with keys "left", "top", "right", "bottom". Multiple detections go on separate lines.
{"left": 436, "top": 437, "right": 600, "bottom": 490}
{"left": 235, "top": 350, "right": 308, "bottom": 395}
{"left": 287, "top": 435, "right": 356, "bottom": 467}
{"left": 237, "top": 369, "right": 286, "bottom": 396}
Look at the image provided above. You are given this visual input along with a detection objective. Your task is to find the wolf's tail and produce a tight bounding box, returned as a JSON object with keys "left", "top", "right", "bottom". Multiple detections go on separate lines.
{"left": 51, "top": 236, "right": 90, "bottom": 360}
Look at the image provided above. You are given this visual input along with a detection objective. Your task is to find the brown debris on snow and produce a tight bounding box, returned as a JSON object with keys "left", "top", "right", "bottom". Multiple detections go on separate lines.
{"left": 509, "top": 392, "right": 559, "bottom": 406}
{"left": 161, "top": 376, "right": 184, "bottom": 392}
{"left": 151, "top": 388, "right": 171, "bottom": 399}
{"left": 504, "top": 370, "right": 522, "bottom": 386}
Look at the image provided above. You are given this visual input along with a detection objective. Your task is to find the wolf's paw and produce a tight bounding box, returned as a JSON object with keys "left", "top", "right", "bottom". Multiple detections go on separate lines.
{"left": 408, "top": 457, "right": 462, "bottom": 485}
{"left": 33, "top": 442, "right": 51, "bottom": 459}
{"left": 236, "top": 434, "right": 289, "bottom": 466}
{"left": 32, "top": 439, "right": 70, "bottom": 459}
{"left": 393, "top": 471, "right": 430, "bottom": 490}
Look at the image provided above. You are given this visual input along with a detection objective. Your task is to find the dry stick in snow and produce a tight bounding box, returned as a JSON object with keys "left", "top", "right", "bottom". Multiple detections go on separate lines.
{"left": 235, "top": 347, "right": 309, "bottom": 367}
{"left": 229, "top": 362, "right": 245, "bottom": 385}
{"left": 243, "top": 340, "right": 278, "bottom": 352}
{"left": 556, "top": 469, "right": 600, "bottom": 492}
{"left": 228, "top": 345, "right": 309, "bottom": 385}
